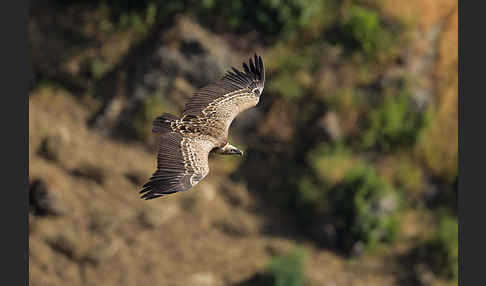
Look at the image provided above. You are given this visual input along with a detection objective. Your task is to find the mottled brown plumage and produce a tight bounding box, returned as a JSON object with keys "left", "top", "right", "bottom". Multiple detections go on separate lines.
{"left": 140, "top": 54, "right": 265, "bottom": 200}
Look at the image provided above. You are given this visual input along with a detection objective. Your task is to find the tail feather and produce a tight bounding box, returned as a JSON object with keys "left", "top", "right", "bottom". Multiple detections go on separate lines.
{"left": 152, "top": 113, "right": 179, "bottom": 133}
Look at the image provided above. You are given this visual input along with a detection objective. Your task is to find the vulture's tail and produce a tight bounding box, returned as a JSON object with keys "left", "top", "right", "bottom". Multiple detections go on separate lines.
{"left": 152, "top": 113, "right": 179, "bottom": 133}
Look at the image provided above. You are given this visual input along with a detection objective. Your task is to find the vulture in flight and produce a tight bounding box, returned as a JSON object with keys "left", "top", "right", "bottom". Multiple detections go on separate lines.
{"left": 140, "top": 54, "right": 265, "bottom": 200}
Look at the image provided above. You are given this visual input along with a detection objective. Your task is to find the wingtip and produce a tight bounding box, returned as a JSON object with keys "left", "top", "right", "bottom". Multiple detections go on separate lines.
{"left": 141, "top": 193, "right": 163, "bottom": 200}
{"left": 222, "top": 53, "right": 265, "bottom": 86}
{"left": 242, "top": 62, "right": 250, "bottom": 74}
{"left": 242, "top": 52, "right": 264, "bottom": 80}
{"left": 139, "top": 189, "right": 177, "bottom": 200}
{"left": 139, "top": 178, "right": 182, "bottom": 200}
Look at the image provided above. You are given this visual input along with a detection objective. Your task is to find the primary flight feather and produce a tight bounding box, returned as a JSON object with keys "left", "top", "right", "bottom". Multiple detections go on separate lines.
{"left": 140, "top": 54, "right": 265, "bottom": 200}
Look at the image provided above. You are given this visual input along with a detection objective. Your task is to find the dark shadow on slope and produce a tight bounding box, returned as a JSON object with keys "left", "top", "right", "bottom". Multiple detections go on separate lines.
{"left": 232, "top": 273, "right": 274, "bottom": 286}
{"left": 29, "top": 1, "right": 106, "bottom": 95}
{"left": 86, "top": 19, "right": 176, "bottom": 137}
{"left": 228, "top": 93, "right": 347, "bottom": 253}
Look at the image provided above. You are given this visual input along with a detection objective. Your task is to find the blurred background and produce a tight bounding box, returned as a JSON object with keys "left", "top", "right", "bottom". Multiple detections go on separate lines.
{"left": 28, "top": 0, "right": 457, "bottom": 285}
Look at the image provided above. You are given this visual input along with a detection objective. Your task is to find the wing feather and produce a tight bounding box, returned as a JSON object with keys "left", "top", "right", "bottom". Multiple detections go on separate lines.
{"left": 140, "top": 132, "right": 215, "bottom": 199}
{"left": 182, "top": 54, "right": 265, "bottom": 133}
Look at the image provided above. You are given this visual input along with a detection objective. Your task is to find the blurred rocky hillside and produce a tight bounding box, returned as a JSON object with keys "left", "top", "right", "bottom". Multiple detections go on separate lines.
{"left": 29, "top": 1, "right": 457, "bottom": 285}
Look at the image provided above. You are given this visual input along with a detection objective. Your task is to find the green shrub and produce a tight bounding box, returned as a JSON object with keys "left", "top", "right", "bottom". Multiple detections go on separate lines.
{"left": 329, "top": 165, "right": 400, "bottom": 252}
{"left": 334, "top": 5, "right": 395, "bottom": 59}
{"left": 266, "top": 44, "right": 317, "bottom": 100}
{"left": 55, "top": 0, "right": 158, "bottom": 32}
{"left": 269, "top": 73, "right": 307, "bottom": 100}
{"left": 428, "top": 215, "right": 458, "bottom": 281}
{"left": 362, "top": 92, "right": 425, "bottom": 151}
{"left": 409, "top": 214, "right": 458, "bottom": 283}
{"left": 295, "top": 176, "right": 327, "bottom": 226}
{"left": 69, "top": 0, "right": 327, "bottom": 37}
{"left": 296, "top": 144, "right": 400, "bottom": 253}
{"left": 292, "top": 144, "right": 358, "bottom": 226}
{"left": 266, "top": 250, "right": 307, "bottom": 286}
{"left": 198, "top": 0, "right": 326, "bottom": 36}
{"left": 309, "top": 143, "right": 359, "bottom": 185}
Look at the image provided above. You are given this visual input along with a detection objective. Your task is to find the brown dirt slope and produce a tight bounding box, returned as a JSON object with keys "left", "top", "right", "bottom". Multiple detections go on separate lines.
{"left": 30, "top": 86, "right": 408, "bottom": 286}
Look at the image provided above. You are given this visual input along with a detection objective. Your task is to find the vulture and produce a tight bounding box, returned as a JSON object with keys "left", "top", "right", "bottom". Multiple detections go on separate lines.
{"left": 140, "top": 54, "right": 265, "bottom": 200}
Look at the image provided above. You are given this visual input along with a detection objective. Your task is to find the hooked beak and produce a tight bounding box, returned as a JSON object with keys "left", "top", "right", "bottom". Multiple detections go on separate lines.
{"left": 235, "top": 149, "right": 244, "bottom": 156}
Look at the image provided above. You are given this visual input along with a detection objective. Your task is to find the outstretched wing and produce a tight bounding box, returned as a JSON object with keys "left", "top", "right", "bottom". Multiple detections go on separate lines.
{"left": 183, "top": 53, "right": 265, "bottom": 134}
{"left": 140, "top": 132, "right": 216, "bottom": 200}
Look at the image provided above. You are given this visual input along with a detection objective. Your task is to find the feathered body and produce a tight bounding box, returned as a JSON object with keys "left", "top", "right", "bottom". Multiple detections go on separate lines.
{"left": 140, "top": 54, "right": 265, "bottom": 200}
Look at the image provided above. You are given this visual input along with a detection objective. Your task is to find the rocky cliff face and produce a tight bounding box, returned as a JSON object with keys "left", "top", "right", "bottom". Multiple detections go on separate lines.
{"left": 88, "top": 17, "right": 242, "bottom": 137}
